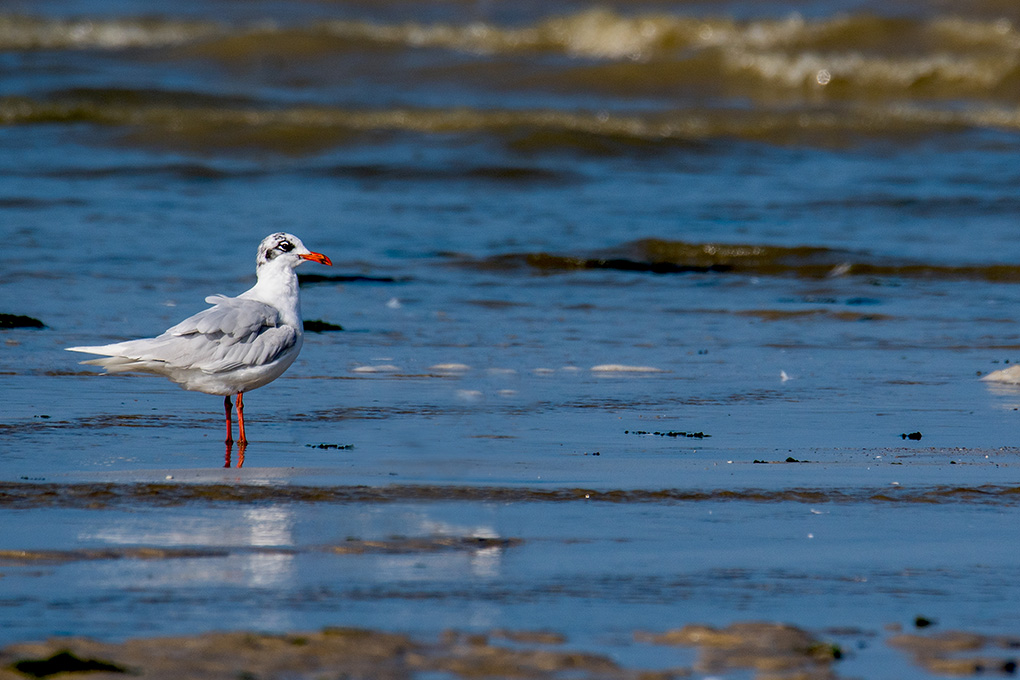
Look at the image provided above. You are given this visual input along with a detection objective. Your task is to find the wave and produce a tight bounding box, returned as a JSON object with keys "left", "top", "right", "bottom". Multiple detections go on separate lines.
{"left": 0, "top": 14, "right": 221, "bottom": 50}
{"left": 310, "top": 11, "right": 1020, "bottom": 62}
{"left": 4, "top": 11, "right": 1019, "bottom": 57}
{"left": 455, "top": 238, "right": 1020, "bottom": 282}
{"left": 2, "top": 11, "right": 1019, "bottom": 98}
{"left": 3, "top": 88, "right": 1020, "bottom": 152}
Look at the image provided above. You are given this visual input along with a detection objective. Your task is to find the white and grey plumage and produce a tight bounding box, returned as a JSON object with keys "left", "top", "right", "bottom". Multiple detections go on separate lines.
{"left": 67, "top": 232, "right": 332, "bottom": 446}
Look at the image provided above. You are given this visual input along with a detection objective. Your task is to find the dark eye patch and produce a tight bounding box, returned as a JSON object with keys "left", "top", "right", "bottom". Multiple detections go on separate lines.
{"left": 277, "top": 240, "right": 294, "bottom": 253}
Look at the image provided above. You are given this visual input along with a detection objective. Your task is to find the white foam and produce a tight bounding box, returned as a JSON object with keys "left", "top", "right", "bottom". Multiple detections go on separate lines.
{"left": 590, "top": 364, "right": 666, "bottom": 373}
{"left": 351, "top": 364, "right": 400, "bottom": 373}
{"left": 430, "top": 363, "right": 471, "bottom": 371}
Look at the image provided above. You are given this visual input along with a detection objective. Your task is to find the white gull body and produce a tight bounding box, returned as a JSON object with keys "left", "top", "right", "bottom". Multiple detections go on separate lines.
{"left": 66, "top": 232, "right": 332, "bottom": 444}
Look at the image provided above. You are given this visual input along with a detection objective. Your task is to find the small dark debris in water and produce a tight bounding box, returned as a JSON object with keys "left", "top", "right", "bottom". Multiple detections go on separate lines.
{"left": 33, "top": 415, "right": 50, "bottom": 419}
{"left": 306, "top": 443, "right": 354, "bottom": 450}
{"left": 754, "top": 458, "right": 808, "bottom": 464}
{"left": 785, "top": 457, "right": 802, "bottom": 463}
{"left": 915, "top": 616, "right": 936, "bottom": 629}
{"left": 901, "top": 432, "right": 923, "bottom": 441}
{"left": 13, "top": 651, "right": 127, "bottom": 677}
{"left": 585, "top": 451, "right": 600, "bottom": 456}
{"left": 626, "top": 430, "right": 710, "bottom": 439}
{"left": 299, "top": 273, "right": 402, "bottom": 285}
{"left": 0, "top": 313, "right": 45, "bottom": 329}
{"left": 825, "top": 644, "right": 845, "bottom": 660}
{"left": 304, "top": 319, "right": 344, "bottom": 332}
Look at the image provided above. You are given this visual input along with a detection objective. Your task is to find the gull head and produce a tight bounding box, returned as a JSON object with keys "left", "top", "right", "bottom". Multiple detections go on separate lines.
{"left": 256, "top": 232, "right": 332, "bottom": 270}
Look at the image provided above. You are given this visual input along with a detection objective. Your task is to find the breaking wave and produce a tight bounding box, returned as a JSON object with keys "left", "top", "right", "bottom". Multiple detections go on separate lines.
{"left": 3, "top": 88, "right": 1020, "bottom": 153}
{"left": 2, "top": 10, "right": 1019, "bottom": 99}
{"left": 0, "top": 14, "right": 221, "bottom": 50}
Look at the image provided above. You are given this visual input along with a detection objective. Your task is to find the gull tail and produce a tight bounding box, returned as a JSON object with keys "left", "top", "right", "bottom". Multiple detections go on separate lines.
{"left": 66, "top": 342, "right": 165, "bottom": 373}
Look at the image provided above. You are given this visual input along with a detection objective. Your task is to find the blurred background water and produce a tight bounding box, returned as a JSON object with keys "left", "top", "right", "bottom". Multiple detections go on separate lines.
{"left": 3, "top": 0, "right": 1020, "bottom": 677}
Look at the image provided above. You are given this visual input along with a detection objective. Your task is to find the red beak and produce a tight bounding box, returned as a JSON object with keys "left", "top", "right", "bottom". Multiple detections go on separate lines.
{"left": 300, "top": 251, "right": 332, "bottom": 266}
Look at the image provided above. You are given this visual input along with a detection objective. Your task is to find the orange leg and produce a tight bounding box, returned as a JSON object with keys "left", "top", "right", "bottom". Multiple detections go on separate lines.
{"left": 224, "top": 395, "right": 234, "bottom": 445}
{"left": 236, "top": 392, "right": 248, "bottom": 445}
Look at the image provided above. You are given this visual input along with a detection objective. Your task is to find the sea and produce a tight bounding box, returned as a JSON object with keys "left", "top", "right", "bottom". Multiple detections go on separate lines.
{"left": 3, "top": 0, "right": 1020, "bottom": 677}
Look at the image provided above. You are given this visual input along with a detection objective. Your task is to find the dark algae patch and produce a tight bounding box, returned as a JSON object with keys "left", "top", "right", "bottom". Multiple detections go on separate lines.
{"left": 626, "top": 430, "right": 710, "bottom": 438}
{"left": 303, "top": 319, "right": 344, "bottom": 332}
{"left": 11, "top": 650, "right": 127, "bottom": 677}
{"left": 457, "top": 238, "right": 1020, "bottom": 282}
{"left": 0, "top": 314, "right": 45, "bottom": 330}
{"left": 328, "top": 536, "right": 521, "bottom": 555}
{"left": 0, "top": 628, "right": 639, "bottom": 680}
{"left": 298, "top": 273, "right": 402, "bottom": 285}
{"left": 4, "top": 623, "right": 1019, "bottom": 679}
{"left": 889, "top": 630, "right": 1020, "bottom": 676}
{"left": 638, "top": 622, "right": 842, "bottom": 677}
{"left": 4, "top": 481, "right": 1020, "bottom": 509}
{"left": 0, "top": 547, "right": 234, "bottom": 564}
{"left": 0, "top": 540, "right": 517, "bottom": 566}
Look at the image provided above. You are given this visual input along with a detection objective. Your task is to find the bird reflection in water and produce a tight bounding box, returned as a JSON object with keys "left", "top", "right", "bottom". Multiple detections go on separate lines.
{"left": 225, "top": 441, "right": 246, "bottom": 468}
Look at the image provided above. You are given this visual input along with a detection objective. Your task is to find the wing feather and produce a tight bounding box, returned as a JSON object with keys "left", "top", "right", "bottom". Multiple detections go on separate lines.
{"left": 72, "top": 296, "right": 298, "bottom": 375}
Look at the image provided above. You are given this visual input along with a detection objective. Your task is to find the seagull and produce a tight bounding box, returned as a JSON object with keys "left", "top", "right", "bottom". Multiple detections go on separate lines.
{"left": 67, "top": 232, "right": 332, "bottom": 446}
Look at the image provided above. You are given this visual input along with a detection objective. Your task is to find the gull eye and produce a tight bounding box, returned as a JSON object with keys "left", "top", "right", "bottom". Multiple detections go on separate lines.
{"left": 277, "top": 241, "right": 294, "bottom": 253}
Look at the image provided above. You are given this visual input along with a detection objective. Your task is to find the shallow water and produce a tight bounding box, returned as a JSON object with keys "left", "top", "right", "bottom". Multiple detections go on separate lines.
{"left": 3, "top": 0, "right": 1020, "bottom": 677}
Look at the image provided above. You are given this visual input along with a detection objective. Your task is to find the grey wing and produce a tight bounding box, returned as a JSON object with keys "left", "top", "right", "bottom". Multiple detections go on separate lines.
{"left": 161, "top": 295, "right": 298, "bottom": 373}
{"left": 73, "top": 296, "right": 298, "bottom": 374}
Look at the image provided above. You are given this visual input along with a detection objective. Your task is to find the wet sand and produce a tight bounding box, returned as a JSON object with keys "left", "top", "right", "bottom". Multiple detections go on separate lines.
{"left": 1, "top": 609, "right": 1017, "bottom": 678}
{"left": 0, "top": 623, "right": 826, "bottom": 680}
